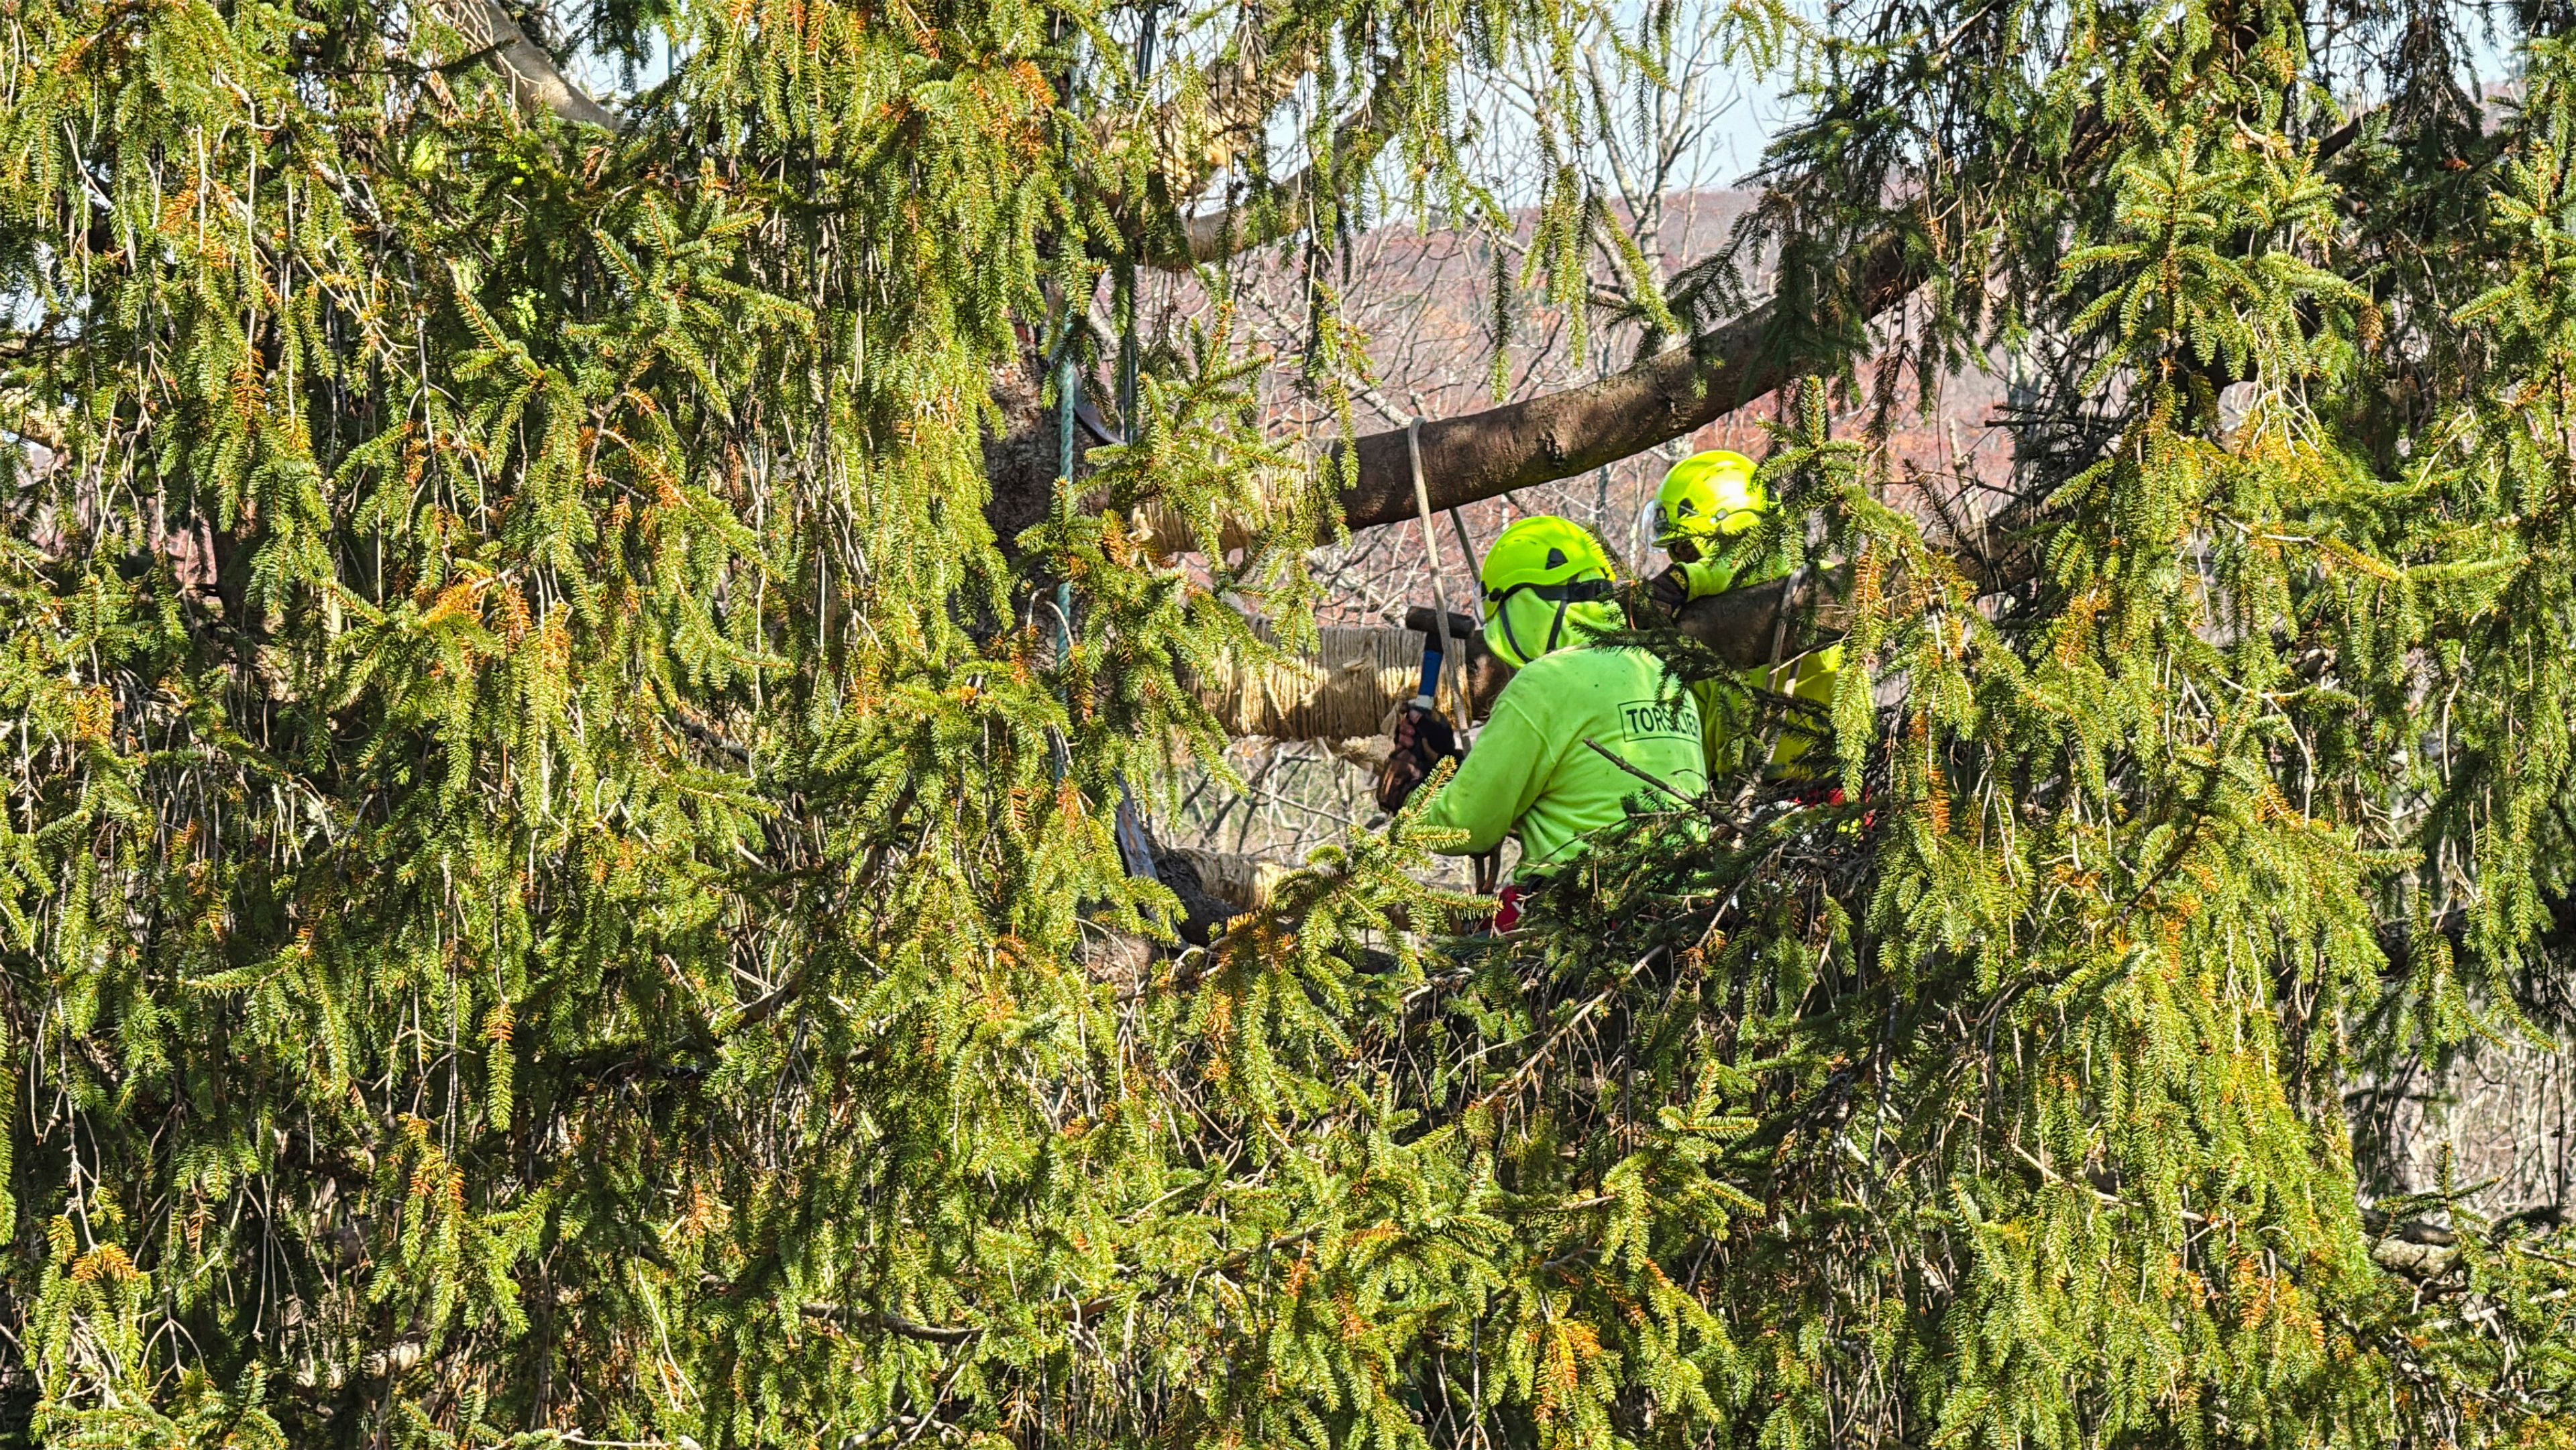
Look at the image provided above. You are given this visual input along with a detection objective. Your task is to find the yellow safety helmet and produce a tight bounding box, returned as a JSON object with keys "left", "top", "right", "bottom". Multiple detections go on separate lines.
{"left": 1480, "top": 516, "right": 1621, "bottom": 668}
{"left": 1654, "top": 450, "right": 1769, "bottom": 563}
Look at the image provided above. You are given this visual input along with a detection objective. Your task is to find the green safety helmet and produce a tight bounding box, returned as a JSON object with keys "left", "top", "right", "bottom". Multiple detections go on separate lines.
{"left": 1654, "top": 450, "right": 1769, "bottom": 562}
{"left": 1480, "top": 515, "right": 1622, "bottom": 668}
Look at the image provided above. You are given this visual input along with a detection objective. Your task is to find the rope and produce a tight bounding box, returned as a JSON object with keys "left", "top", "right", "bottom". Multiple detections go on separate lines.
{"left": 1111, "top": 9, "right": 1162, "bottom": 888}
{"left": 1410, "top": 421, "right": 1501, "bottom": 896}
{"left": 1409, "top": 417, "right": 1474, "bottom": 729}
{"left": 1051, "top": 31, "right": 1159, "bottom": 886}
{"left": 1447, "top": 505, "right": 1484, "bottom": 599}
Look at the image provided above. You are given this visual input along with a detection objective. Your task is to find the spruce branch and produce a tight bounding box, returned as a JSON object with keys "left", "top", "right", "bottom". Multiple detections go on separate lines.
{"left": 10, "top": 0, "right": 2576, "bottom": 1441}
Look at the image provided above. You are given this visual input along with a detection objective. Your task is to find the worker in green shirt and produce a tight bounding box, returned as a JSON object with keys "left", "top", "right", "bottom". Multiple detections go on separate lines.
{"left": 1375, "top": 517, "right": 1707, "bottom": 879}
{"left": 1644, "top": 450, "right": 1843, "bottom": 778}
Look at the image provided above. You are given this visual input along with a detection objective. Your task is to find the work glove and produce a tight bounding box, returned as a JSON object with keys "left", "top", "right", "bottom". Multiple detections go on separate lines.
{"left": 1646, "top": 564, "right": 1692, "bottom": 617}
{"left": 1375, "top": 705, "right": 1460, "bottom": 814}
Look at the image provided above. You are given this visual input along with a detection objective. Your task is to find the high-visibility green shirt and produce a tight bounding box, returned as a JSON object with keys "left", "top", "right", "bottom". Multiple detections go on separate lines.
{"left": 1419, "top": 645, "right": 1707, "bottom": 868}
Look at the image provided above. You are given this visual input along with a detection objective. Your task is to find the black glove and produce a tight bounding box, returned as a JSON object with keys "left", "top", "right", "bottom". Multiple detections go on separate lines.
{"left": 1375, "top": 705, "right": 1460, "bottom": 813}
{"left": 1647, "top": 564, "right": 1692, "bottom": 617}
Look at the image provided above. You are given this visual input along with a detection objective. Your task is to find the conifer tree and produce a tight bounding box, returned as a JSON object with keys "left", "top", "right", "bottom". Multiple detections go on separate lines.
{"left": 4, "top": 0, "right": 2576, "bottom": 1447}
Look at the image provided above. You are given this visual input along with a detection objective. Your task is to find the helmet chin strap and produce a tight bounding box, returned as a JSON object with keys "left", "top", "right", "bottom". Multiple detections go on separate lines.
{"left": 1491, "top": 592, "right": 1580, "bottom": 664}
{"left": 1496, "top": 598, "right": 1532, "bottom": 666}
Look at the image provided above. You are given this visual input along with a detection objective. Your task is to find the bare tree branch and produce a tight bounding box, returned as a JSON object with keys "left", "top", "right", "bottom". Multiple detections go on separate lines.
{"left": 436, "top": 0, "right": 623, "bottom": 132}
{"left": 698, "top": 1274, "right": 978, "bottom": 1343}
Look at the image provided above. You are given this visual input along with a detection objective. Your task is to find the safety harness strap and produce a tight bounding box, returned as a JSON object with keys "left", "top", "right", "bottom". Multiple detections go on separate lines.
{"left": 1490, "top": 578, "right": 1617, "bottom": 607}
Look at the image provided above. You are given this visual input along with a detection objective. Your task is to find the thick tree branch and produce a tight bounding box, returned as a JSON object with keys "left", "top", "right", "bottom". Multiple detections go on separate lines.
{"left": 1318, "top": 109, "right": 2381, "bottom": 541}
{"left": 436, "top": 0, "right": 623, "bottom": 131}
{"left": 1104, "top": 225, "right": 1926, "bottom": 567}
{"left": 0, "top": 393, "right": 66, "bottom": 455}
{"left": 1330, "top": 229, "right": 1925, "bottom": 535}
{"left": 1093, "top": 3, "right": 1332, "bottom": 253}
{"left": 1144, "top": 9, "right": 1330, "bottom": 205}
{"left": 1672, "top": 570, "right": 1849, "bottom": 670}
{"left": 1191, "top": 616, "right": 1507, "bottom": 741}
{"left": 1191, "top": 582, "right": 1840, "bottom": 741}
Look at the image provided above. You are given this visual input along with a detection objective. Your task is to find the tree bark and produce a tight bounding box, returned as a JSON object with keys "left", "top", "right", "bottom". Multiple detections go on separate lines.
{"left": 1193, "top": 618, "right": 1509, "bottom": 741}
{"left": 1671, "top": 570, "right": 1847, "bottom": 670}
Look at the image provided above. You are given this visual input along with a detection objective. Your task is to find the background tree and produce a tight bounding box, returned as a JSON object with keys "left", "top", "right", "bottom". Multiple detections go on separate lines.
{"left": 5, "top": 1, "right": 2576, "bottom": 1449}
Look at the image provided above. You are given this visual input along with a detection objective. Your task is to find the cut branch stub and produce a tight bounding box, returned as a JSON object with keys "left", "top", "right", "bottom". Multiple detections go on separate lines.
{"left": 1192, "top": 623, "right": 1505, "bottom": 741}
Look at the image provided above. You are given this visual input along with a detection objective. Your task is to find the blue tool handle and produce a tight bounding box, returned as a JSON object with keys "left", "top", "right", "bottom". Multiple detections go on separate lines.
{"left": 1413, "top": 645, "right": 1444, "bottom": 711}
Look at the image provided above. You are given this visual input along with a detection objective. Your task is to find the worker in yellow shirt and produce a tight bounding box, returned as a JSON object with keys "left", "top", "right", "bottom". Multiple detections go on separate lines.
{"left": 1643, "top": 450, "right": 1843, "bottom": 779}
{"left": 1375, "top": 517, "right": 1707, "bottom": 895}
